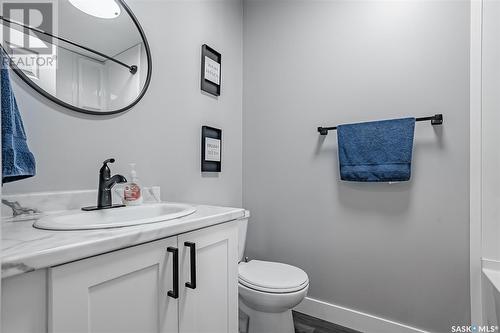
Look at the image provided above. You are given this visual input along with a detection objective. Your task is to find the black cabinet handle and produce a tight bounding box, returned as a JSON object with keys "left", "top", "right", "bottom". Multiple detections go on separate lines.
{"left": 184, "top": 242, "right": 197, "bottom": 289}
{"left": 167, "top": 247, "right": 179, "bottom": 299}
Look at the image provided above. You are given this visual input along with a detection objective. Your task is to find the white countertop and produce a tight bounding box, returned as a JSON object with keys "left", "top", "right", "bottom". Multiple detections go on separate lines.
{"left": 2, "top": 204, "right": 245, "bottom": 279}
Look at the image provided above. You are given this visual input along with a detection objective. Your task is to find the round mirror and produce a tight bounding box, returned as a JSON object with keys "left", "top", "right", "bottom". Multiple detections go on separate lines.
{"left": 0, "top": 0, "right": 152, "bottom": 115}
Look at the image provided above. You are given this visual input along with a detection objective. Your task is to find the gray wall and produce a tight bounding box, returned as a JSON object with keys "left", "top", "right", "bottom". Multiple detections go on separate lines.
{"left": 4, "top": 0, "right": 243, "bottom": 208}
{"left": 242, "top": 1, "right": 470, "bottom": 332}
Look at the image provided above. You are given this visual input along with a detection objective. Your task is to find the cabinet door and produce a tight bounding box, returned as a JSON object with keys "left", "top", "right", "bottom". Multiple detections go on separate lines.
{"left": 178, "top": 221, "right": 238, "bottom": 333}
{"left": 49, "top": 237, "right": 179, "bottom": 333}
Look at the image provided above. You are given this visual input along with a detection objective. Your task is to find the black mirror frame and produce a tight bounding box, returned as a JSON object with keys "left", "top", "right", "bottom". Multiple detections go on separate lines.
{"left": 3, "top": 0, "right": 152, "bottom": 116}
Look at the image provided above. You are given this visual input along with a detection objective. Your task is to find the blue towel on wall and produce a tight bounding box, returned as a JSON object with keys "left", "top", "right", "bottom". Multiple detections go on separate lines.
{"left": 337, "top": 117, "right": 415, "bottom": 182}
{"left": 1, "top": 50, "right": 36, "bottom": 184}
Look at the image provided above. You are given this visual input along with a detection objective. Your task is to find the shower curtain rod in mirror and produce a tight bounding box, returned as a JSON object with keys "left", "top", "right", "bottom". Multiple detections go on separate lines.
{"left": 0, "top": 16, "right": 138, "bottom": 74}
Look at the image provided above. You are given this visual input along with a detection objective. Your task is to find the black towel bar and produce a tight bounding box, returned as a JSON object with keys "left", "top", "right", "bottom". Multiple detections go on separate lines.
{"left": 317, "top": 114, "right": 443, "bottom": 135}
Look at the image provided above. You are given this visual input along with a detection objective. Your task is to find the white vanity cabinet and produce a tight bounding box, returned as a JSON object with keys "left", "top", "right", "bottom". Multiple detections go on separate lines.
{"left": 6, "top": 221, "right": 240, "bottom": 333}
{"left": 49, "top": 236, "right": 179, "bottom": 333}
{"left": 178, "top": 222, "right": 239, "bottom": 333}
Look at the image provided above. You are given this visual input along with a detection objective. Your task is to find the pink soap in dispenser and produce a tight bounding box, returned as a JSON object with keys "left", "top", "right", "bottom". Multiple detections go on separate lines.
{"left": 123, "top": 163, "right": 143, "bottom": 205}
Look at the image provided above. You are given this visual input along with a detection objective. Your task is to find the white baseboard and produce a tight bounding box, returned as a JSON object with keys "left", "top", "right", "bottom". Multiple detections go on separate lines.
{"left": 294, "top": 297, "right": 430, "bottom": 333}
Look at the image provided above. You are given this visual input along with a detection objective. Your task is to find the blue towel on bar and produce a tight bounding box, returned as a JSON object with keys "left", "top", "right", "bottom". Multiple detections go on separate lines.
{"left": 1, "top": 50, "right": 36, "bottom": 184}
{"left": 337, "top": 117, "right": 415, "bottom": 182}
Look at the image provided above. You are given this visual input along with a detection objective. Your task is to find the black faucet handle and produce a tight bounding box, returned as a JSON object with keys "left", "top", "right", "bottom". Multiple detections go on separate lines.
{"left": 100, "top": 158, "right": 116, "bottom": 178}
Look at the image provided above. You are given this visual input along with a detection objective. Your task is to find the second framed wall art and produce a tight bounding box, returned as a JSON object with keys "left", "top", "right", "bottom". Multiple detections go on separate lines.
{"left": 201, "top": 126, "right": 222, "bottom": 172}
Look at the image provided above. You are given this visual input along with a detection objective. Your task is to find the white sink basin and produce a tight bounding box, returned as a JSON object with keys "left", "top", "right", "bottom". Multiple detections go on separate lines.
{"left": 33, "top": 203, "right": 196, "bottom": 230}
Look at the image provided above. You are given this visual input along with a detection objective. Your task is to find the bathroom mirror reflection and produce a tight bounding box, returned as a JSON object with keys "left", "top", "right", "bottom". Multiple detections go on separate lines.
{"left": 0, "top": 0, "right": 152, "bottom": 115}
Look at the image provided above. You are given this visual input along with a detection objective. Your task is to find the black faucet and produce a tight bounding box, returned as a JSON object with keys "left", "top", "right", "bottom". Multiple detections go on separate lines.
{"left": 82, "top": 158, "right": 127, "bottom": 211}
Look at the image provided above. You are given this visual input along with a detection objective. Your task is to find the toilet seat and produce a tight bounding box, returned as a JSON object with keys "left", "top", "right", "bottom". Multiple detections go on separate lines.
{"left": 238, "top": 260, "right": 309, "bottom": 294}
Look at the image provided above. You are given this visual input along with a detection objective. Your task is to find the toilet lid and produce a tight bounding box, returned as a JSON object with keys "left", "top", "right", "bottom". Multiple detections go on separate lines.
{"left": 238, "top": 260, "right": 309, "bottom": 293}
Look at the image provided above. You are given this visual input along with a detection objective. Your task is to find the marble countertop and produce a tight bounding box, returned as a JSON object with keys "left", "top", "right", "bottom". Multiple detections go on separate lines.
{"left": 2, "top": 203, "right": 245, "bottom": 279}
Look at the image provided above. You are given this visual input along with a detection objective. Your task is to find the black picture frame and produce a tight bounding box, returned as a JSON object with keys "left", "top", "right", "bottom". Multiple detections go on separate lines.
{"left": 200, "top": 44, "right": 221, "bottom": 96}
{"left": 201, "top": 126, "right": 222, "bottom": 172}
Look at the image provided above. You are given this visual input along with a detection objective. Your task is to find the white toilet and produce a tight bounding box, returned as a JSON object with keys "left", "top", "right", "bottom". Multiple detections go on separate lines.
{"left": 238, "top": 212, "right": 309, "bottom": 333}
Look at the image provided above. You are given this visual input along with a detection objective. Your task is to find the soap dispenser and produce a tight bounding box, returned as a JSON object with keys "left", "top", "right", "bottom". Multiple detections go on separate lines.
{"left": 123, "top": 163, "right": 143, "bottom": 206}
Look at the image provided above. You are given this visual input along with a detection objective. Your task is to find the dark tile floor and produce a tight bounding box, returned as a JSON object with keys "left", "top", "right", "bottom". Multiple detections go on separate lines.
{"left": 293, "top": 311, "right": 362, "bottom": 333}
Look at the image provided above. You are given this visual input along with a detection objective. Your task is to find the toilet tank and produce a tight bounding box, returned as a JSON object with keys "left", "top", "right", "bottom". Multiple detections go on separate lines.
{"left": 238, "top": 210, "right": 250, "bottom": 262}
